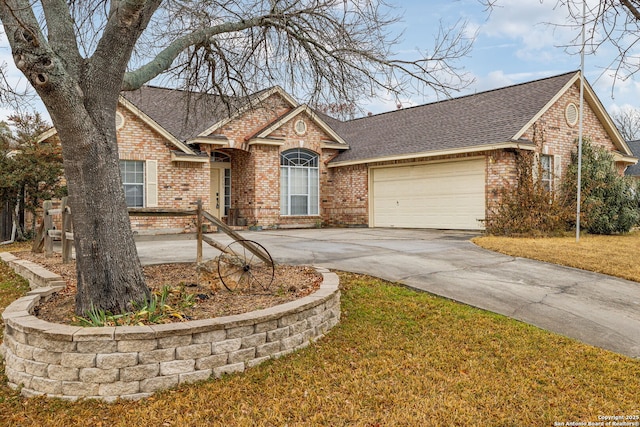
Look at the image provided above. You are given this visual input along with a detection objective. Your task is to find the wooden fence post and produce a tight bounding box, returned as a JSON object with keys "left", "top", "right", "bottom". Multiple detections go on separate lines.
{"left": 43, "top": 200, "right": 53, "bottom": 257}
{"left": 196, "top": 199, "right": 203, "bottom": 265}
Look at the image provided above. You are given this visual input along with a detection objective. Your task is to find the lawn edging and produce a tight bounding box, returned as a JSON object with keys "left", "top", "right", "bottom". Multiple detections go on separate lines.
{"left": 0, "top": 252, "right": 341, "bottom": 401}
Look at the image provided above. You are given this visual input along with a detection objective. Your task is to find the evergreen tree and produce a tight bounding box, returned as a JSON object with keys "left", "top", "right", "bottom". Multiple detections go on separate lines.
{"left": 563, "top": 139, "right": 639, "bottom": 234}
{"left": 0, "top": 113, "right": 65, "bottom": 240}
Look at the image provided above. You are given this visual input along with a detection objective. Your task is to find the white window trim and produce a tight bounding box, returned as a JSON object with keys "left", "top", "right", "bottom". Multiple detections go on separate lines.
{"left": 120, "top": 160, "right": 145, "bottom": 208}
{"left": 280, "top": 149, "right": 320, "bottom": 216}
{"left": 536, "top": 153, "right": 560, "bottom": 192}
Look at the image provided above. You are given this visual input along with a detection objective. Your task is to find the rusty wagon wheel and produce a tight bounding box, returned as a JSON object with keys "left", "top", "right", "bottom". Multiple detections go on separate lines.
{"left": 217, "top": 239, "right": 275, "bottom": 292}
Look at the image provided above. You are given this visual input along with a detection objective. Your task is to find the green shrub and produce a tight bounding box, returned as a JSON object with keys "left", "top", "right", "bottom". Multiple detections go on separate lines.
{"left": 562, "top": 140, "right": 639, "bottom": 234}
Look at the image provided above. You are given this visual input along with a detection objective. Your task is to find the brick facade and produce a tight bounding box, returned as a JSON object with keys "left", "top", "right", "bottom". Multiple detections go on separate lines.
{"left": 202, "top": 93, "right": 355, "bottom": 229}
{"left": 519, "top": 84, "right": 617, "bottom": 179}
{"left": 53, "top": 76, "right": 632, "bottom": 234}
{"left": 117, "top": 107, "right": 209, "bottom": 234}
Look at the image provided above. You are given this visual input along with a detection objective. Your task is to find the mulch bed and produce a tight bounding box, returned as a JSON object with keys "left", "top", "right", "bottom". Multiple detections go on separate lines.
{"left": 13, "top": 251, "right": 322, "bottom": 325}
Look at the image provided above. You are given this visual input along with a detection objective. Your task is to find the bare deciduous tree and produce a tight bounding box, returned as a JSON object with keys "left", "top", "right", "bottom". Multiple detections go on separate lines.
{"left": 0, "top": 0, "right": 482, "bottom": 315}
{"left": 611, "top": 107, "right": 640, "bottom": 141}
{"left": 557, "top": 1, "right": 640, "bottom": 86}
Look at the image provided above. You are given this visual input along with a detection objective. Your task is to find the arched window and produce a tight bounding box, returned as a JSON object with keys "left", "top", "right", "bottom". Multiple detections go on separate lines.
{"left": 280, "top": 149, "right": 319, "bottom": 216}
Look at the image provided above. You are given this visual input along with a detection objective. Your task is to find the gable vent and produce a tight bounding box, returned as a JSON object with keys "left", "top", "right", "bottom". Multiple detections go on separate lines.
{"left": 116, "top": 111, "right": 125, "bottom": 130}
{"left": 565, "top": 103, "right": 579, "bottom": 127}
{"left": 294, "top": 119, "right": 307, "bottom": 136}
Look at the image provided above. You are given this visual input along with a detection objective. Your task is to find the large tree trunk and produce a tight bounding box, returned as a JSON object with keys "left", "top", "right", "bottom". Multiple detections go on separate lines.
{"left": 0, "top": 0, "right": 158, "bottom": 315}
{"left": 53, "top": 103, "right": 150, "bottom": 315}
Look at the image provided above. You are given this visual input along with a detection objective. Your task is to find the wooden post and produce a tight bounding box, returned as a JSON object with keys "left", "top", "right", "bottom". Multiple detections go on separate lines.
{"left": 32, "top": 219, "right": 45, "bottom": 253}
{"left": 61, "top": 197, "right": 73, "bottom": 263}
{"left": 43, "top": 200, "right": 53, "bottom": 257}
{"left": 196, "top": 199, "right": 203, "bottom": 265}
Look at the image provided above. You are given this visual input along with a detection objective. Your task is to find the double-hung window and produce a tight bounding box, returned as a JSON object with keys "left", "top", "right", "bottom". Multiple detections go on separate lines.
{"left": 280, "top": 149, "right": 319, "bottom": 216}
{"left": 120, "top": 160, "right": 145, "bottom": 207}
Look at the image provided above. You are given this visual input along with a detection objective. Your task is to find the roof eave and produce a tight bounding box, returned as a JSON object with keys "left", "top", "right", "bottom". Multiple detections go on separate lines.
{"left": 170, "top": 152, "right": 209, "bottom": 163}
{"left": 118, "top": 96, "right": 196, "bottom": 155}
{"left": 328, "top": 141, "right": 535, "bottom": 168}
{"left": 613, "top": 153, "right": 638, "bottom": 165}
{"left": 248, "top": 138, "right": 285, "bottom": 146}
{"left": 36, "top": 128, "right": 57, "bottom": 143}
{"left": 253, "top": 104, "right": 350, "bottom": 147}
{"left": 188, "top": 136, "right": 229, "bottom": 147}
{"left": 322, "top": 141, "right": 350, "bottom": 150}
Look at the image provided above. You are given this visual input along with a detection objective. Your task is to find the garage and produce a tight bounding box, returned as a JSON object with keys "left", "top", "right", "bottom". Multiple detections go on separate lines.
{"left": 370, "top": 158, "right": 486, "bottom": 230}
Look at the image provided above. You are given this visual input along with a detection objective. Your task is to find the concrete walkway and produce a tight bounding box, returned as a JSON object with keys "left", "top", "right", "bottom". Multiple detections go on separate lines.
{"left": 136, "top": 228, "right": 640, "bottom": 359}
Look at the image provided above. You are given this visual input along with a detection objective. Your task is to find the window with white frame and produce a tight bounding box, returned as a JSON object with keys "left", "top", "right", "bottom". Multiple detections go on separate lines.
{"left": 120, "top": 160, "right": 145, "bottom": 207}
{"left": 540, "top": 154, "right": 553, "bottom": 192}
{"left": 280, "top": 149, "right": 319, "bottom": 216}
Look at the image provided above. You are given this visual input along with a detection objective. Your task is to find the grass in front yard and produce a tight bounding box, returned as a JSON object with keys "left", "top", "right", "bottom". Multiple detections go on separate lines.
{"left": 0, "top": 270, "right": 638, "bottom": 426}
{"left": 473, "top": 231, "right": 640, "bottom": 283}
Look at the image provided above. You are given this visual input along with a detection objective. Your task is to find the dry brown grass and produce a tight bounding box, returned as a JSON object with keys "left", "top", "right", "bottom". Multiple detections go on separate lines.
{"left": 0, "top": 263, "right": 638, "bottom": 426}
{"left": 473, "top": 231, "right": 640, "bottom": 283}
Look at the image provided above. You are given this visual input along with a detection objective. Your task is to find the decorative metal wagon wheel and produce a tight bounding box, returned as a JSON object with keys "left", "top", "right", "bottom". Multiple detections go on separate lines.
{"left": 217, "top": 239, "right": 275, "bottom": 292}
{"left": 193, "top": 204, "right": 276, "bottom": 293}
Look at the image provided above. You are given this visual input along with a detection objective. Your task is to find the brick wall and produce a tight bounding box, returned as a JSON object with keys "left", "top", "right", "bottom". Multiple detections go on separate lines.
{"left": 117, "top": 108, "right": 209, "bottom": 233}
{"left": 322, "top": 159, "right": 369, "bottom": 227}
{"left": 519, "top": 84, "right": 618, "bottom": 180}
{"left": 207, "top": 93, "right": 351, "bottom": 228}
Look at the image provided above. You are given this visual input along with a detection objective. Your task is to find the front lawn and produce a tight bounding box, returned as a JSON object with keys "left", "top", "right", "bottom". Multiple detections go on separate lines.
{"left": 473, "top": 231, "right": 640, "bottom": 283}
{"left": 0, "top": 243, "right": 638, "bottom": 425}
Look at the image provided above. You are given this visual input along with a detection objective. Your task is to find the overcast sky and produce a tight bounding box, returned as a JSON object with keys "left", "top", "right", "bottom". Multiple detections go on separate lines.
{"left": 0, "top": 0, "right": 638, "bottom": 122}
{"left": 366, "top": 0, "right": 638, "bottom": 117}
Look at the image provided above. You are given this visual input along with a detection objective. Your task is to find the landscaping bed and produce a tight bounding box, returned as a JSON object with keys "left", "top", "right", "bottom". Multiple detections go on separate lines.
{"left": 14, "top": 252, "right": 322, "bottom": 325}
{"left": 0, "top": 251, "right": 340, "bottom": 401}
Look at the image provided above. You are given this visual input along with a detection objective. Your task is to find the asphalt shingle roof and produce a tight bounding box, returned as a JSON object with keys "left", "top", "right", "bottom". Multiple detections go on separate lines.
{"left": 121, "top": 72, "right": 579, "bottom": 162}
{"left": 331, "top": 71, "right": 578, "bottom": 163}
{"left": 122, "top": 86, "right": 257, "bottom": 141}
{"left": 625, "top": 140, "right": 640, "bottom": 176}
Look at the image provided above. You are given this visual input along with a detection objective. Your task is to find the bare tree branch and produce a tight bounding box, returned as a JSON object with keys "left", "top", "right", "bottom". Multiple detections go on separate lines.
{"left": 555, "top": 0, "right": 640, "bottom": 90}
{"left": 122, "top": 14, "right": 276, "bottom": 90}
{"left": 612, "top": 106, "right": 640, "bottom": 140}
{"left": 620, "top": 0, "right": 640, "bottom": 21}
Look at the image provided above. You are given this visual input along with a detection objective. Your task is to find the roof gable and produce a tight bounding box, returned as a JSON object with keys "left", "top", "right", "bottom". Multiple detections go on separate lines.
{"left": 329, "top": 71, "right": 632, "bottom": 166}
{"left": 36, "top": 95, "right": 198, "bottom": 155}
{"left": 196, "top": 86, "right": 299, "bottom": 140}
{"left": 117, "top": 96, "right": 197, "bottom": 155}
{"left": 513, "top": 72, "right": 632, "bottom": 157}
{"left": 121, "top": 86, "right": 250, "bottom": 142}
{"left": 249, "top": 104, "right": 349, "bottom": 148}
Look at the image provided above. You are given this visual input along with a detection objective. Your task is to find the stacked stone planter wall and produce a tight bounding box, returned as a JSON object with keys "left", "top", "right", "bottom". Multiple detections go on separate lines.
{"left": 0, "top": 252, "right": 340, "bottom": 401}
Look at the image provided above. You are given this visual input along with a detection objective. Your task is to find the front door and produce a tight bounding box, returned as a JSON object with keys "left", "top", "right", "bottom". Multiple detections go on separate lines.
{"left": 210, "top": 164, "right": 231, "bottom": 219}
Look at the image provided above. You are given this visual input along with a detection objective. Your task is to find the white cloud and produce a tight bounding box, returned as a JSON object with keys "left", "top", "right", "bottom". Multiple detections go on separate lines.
{"left": 477, "top": 0, "right": 577, "bottom": 63}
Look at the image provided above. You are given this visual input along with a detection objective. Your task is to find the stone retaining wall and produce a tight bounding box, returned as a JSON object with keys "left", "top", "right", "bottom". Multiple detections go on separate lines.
{"left": 0, "top": 252, "right": 340, "bottom": 401}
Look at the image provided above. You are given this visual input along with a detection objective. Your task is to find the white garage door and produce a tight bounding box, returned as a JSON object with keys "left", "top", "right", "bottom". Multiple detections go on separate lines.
{"left": 371, "top": 159, "right": 486, "bottom": 230}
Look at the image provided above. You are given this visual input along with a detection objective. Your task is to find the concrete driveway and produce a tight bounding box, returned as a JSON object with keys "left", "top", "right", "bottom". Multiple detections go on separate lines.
{"left": 136, "top": 228, "right": 640, "bottom": 359}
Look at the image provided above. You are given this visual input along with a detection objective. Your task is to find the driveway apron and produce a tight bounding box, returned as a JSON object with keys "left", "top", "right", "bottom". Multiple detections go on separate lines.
{"left": 135, "top": 228, "right": 640, "bottom": 359}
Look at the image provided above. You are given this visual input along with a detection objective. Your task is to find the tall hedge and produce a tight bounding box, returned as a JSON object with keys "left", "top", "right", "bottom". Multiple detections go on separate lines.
{"left": 563, "top": 139, "right": 639, "bottom": 234}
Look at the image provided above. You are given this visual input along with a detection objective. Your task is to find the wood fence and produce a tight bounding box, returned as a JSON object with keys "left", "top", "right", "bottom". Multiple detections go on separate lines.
{"left": 32, "top": 199, "right": 269, "bottom": 266}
